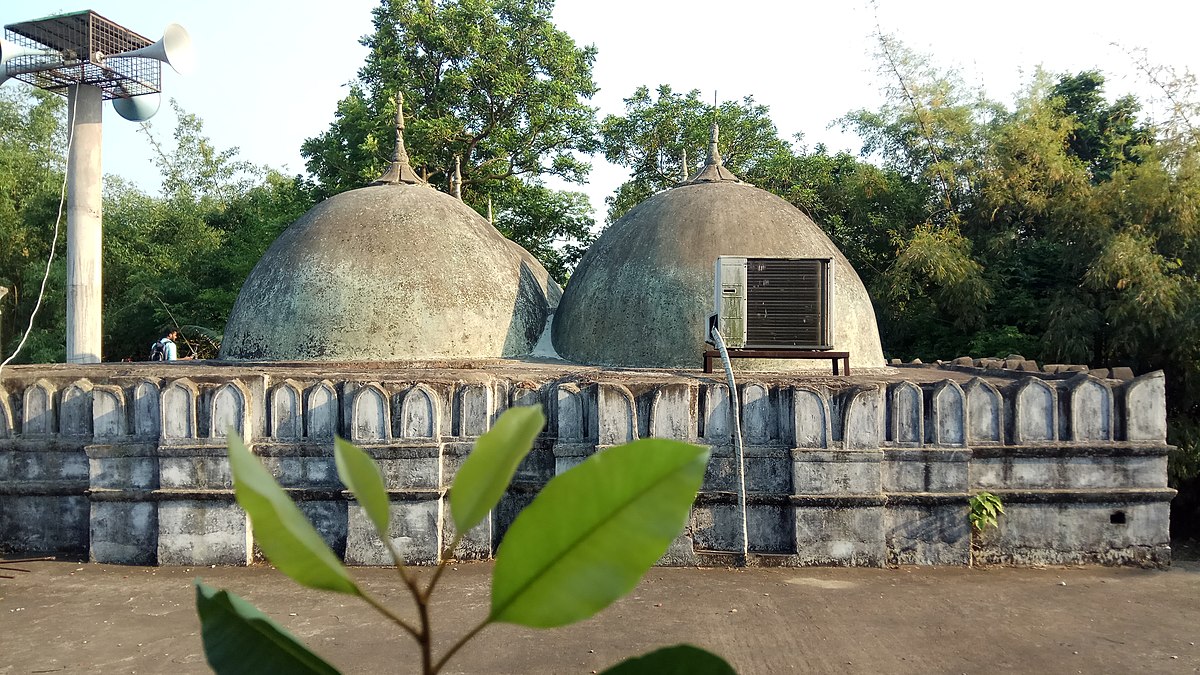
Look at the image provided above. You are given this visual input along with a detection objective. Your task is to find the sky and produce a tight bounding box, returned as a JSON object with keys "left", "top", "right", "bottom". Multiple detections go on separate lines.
{"left": 4, "top": 0, "right": 1199, "bottom": 221}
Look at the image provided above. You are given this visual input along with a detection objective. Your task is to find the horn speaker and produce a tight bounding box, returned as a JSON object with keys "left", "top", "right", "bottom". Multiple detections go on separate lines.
{"left": 108, "top": 23, "right": 194, "bottom": 75}
{"left": 0, "top": 37, "right": 62, "bottom": 86}
{"left": 112, "top": 92, "right": 161, "bottom": 121}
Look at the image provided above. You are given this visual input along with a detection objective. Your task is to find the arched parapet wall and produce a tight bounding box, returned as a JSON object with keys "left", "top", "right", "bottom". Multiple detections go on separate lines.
{"left": 1067, "top": 375, "right": 1114, "bottom": 442}
{"left": 0, "top": 363, "right": 1177, "bottom": 568}
{"left": 160, "top": 379, "right": 199, "bottom": 441}
{"left": 60, "top": 380, "right": 94, "bottom": 439}
{"left": 22, "top": 378, "right": 57, "bottom": 437}
{"left": 884, "top": 381, "right": 969, "bottom": 499}
{"left": 554, "top": 382, "right": 580, "bottom": 443}
{"left": 210, "top": 381, "right": 251, "bottom": 442}
{"left": 455, "top": 384, "right": 493, "bottom": 438}
{"left": 92, "top": 385, "right": 128, "bottom": 439}
{"left": 740, "top": 382, "right": 790, "bottom": 495}
{"left": 964, "top": 378, "right": 1003, "bottom": 445}
{"left": 0, "top": 386, "right": 13, "bottom": 438}
{"left": 269, "top": 380, "right": 304, "bottom": 440}
{"left": 349, "top": 383, "right": 390, "bottom": 444}
{"left": 791, "top": 386, "right": 830, "bottom": 449}
{"left": 887, "top": 381, "right": 923, "bottom": 447}
{"left": 1011, "top": 377, "right": 1057, "bottom": 444}
{"left": 650, "top": 383, "right": 696, "bottom": 442}
{"left": 597, "top": 383, "right": 636, "bottom": 447}
{"left": 1124, "top": 371, "right": 1167, "bottom": 442}
{"left": 305, "top": 381, "right": 339, "bottom": 440}
{"left": 701, "top": 382, "right": 731, "bottom": 446}
{"left": 400, "top": 384, "right": 440, "bottom": 441}
{"left": 510, "top": 382, "right": 544, "bottom": 414}
{"left": 132, "top": 380, "right": 160, "bottom": 439}
{"left": 740, "top": 382, "right": 773, "bottom": 446}
{"left": 554, "top": 382, "right": 595, "bottom": 444}
{"left": 928, "top": 380, "right": 966, "bottom": 447}
{"left": 793, "top": 385, "right": 883, "bottom": 500}
{"left": 843, "top": 385, "right": 883, "bottom": 450}
{"left": 503, "top": 381, "right": 554, "bottom": 488}
{"left": 552, "top": 382, "right": 595, "bottom": 475}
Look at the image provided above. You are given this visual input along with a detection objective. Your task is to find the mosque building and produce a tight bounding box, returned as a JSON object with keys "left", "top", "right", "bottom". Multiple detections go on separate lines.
{"left": 0, "top": 99, "right": 1173, "bottom": 570}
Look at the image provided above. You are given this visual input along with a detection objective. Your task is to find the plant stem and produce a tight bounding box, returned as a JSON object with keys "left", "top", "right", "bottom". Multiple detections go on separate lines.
{"left": 422, "top": 532, "right": 463, "bottom": 601}
{"left": 384, "top": 537, "right": 424, "bottom": 600}
{"left": 358, "top": 589, "right": 422, "bottom": 640}
{"left": 418, "top": 592, "right": 434, "bottom": 675}
{"left": 432, "top": 616, "right": 492, "bottom": 674}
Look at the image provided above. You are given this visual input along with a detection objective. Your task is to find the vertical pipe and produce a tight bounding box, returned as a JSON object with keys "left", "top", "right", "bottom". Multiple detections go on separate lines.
{"left": 66, "top": 84, "right": 103, "bottom": 364}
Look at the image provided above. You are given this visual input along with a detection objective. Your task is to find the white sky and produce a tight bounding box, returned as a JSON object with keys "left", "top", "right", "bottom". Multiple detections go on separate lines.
{"left": 4, "top": 0, "right": 1198, "bottom": 220}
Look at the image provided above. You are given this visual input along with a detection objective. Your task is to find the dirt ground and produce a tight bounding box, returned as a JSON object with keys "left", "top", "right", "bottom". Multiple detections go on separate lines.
{"left": 2, "top": 554, "right": 1198, "bottom": 675}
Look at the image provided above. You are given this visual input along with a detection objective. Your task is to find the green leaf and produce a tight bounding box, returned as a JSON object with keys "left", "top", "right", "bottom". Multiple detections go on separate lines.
{"left": 451, "top": 406, "right": 546, "bottom": 534}
{"left": 334, "top": 437, "right": 390, "bottom": 540}
{"left": 228, "top": 432, "right": 359, "bottom": 595}
{"left": 601, "top": 644, "right": 737, "bottom": 675}
{"left": 491, "top": 439, "right": 709, "bottom": 628}
{"left": 195, "top": 580, "right": 340, "bottom": 675}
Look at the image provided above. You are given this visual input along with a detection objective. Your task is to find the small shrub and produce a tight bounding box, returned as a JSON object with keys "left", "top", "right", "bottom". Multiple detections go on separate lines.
{"left": 969, "top": 491, "right": 1005, "bottom": 533}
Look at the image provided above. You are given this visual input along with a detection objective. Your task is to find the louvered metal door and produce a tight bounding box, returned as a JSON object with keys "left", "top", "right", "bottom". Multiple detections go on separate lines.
{"left": 745, "top": 258, "right": 832, "bottom": 349}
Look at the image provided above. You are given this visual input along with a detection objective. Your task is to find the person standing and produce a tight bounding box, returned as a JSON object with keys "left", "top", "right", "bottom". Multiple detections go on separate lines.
{"left": 150, "top": 329, "right": 193, "bottom": 361}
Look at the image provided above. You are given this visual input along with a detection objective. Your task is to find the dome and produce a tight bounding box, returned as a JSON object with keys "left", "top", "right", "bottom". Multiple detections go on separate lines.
{"left": 221, "top": 99, "right": 560, "bottom": 362}
{"left": 552, "top": 125, "right": 885, "bottom": 371}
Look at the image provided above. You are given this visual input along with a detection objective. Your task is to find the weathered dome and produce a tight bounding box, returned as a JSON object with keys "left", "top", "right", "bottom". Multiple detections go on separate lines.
{"left": 552, "top": 142, "right": 886, "bottom": 370}
{"left": 221, "top": 95, "right": 559, "bottom": 362}
{"left": 220, "top": 185, "right": 560, "bottom": 361}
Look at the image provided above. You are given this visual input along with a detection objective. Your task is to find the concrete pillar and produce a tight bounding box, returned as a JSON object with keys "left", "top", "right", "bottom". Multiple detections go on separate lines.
{"left": 66, "top": 84, "right": 103, "bottom": 364}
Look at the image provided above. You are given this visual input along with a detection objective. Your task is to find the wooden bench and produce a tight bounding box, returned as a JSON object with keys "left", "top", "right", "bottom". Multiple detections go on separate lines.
{"left": 703, "top": 349, "right": 850, "bottom": 375}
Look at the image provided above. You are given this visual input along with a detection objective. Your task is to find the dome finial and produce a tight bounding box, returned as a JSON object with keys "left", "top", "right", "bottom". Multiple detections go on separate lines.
{"left": 708, "top": 119, "right": 722, "bottom": 166}
{"left": 371, "top": 91, "right": 425, "bottom": 186}
{"left": 684, "top": 99, "right": 742, "bottom": 185}
{"left": 452, "top": 155, "right": 463, "bottom": 200}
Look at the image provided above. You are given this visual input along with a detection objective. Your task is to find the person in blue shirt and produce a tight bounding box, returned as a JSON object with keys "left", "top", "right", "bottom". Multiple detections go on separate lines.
{"left": 153, "top": 329, "right": 194, "bottom": 361}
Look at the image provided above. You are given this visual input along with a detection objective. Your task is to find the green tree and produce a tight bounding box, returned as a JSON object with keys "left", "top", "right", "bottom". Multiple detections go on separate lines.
{"left": 848, "top": 36, "right": 1200, "bottom": 523}
{"left": 751, "top": 144, "right": 929, "bottom": 295}
{"left": 1051, "top": 70, "right": 1154, "bottom": 183}
{"left": 303, "top": 0, "right": 598, "bottom": 195}
{"left": 102, "top": 106, "right": 315, "bottom": 360}
{"left": 599, "top": 85, "right": 790, "bottom": 223}
{"left": 0, "top": 88, "right": 314, "bottom": 364}
{"left": 490, "top": 183, "right": 595, "bottom": 281}
{"left": 831, "top": 39, "right": 993, "bottom": 354}
{"left": 0, "top": 86, "right": 67, "bottom": 364}
{"left": 300, "top": 0, "right": 599, "bottom": 280}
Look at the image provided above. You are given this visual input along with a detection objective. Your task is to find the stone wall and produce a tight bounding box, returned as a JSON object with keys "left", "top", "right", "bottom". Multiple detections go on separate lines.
{"left": 0, "top": 365, "right": 1174, "bottom": 567}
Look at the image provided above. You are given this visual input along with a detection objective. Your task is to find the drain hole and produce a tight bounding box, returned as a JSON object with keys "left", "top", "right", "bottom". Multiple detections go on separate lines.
{"left": 1110, "top": 511, "right": 1127, "bottom": 524}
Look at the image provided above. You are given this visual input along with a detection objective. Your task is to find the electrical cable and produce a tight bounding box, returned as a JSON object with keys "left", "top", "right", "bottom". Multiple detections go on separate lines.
{"left": 0, "top": 88, "right": 78, "bottom": 383}
{"left": 709, "top": 325, "right": 749, "bottom": 561}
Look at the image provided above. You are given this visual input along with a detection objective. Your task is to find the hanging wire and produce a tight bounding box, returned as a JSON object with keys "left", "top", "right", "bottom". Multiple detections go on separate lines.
{"left": 0, "top": 88, "right": 79, "bottom": 382}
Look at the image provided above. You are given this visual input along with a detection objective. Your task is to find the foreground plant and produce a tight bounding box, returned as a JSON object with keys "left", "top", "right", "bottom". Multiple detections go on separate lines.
{"left": 969, "top": 491, "right": 1005, "bottom": 534}
{"left": 195, "top": 406, "right": 733, "bottom": 674}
